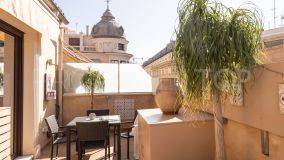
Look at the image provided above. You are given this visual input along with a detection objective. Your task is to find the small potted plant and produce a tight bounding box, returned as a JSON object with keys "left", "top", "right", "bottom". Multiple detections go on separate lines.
{"left": 81, "top": 67, "right": 105, "bottom": 109}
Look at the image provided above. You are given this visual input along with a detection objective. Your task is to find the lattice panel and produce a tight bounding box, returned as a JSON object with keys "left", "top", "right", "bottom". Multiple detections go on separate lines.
{"left": 114, "top": 99, "right": 135, "bottom": 121}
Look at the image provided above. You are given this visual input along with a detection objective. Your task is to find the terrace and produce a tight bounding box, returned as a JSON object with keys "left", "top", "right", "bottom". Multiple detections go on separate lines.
{"left": 1, "top": 0, "right": 284, "bottom": 160}
{"left": 38, "top": 135, "right": 135, "bottom": 160}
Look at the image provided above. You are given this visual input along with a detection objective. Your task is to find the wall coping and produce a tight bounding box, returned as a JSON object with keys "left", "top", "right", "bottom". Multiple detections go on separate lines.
{"left": 63, "top": 92, "right": 154, "bottom": 97}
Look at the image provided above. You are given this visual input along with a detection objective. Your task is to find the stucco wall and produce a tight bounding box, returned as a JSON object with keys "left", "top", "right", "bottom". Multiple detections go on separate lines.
{"left": 221, "top": 62, "right": 284, "bottom": 137}
{"left": 0, "top": 0, "right": 62, "bottom": 157}
{"left": 225, "top": 120, "right": 284, "bottom": 160}
{"left": 203, "top": 62, "right": 284, "bottom": 159}
{"left": 62, "top": 93, "right": 156, "bottom": 125}
{"left": 266, "top": 44, "right": 284, "bottom": 63}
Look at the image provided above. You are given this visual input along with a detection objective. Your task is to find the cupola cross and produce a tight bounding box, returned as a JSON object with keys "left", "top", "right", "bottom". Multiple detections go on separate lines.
{"left": 106, "top": 0, "right": 110, "bottom": 10}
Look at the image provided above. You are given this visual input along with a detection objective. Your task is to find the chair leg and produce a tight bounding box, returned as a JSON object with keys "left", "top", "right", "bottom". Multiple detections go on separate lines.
{"left": 105, "top": 145, "right": 107, "bottom": 160}
{"left": 78, "top": 142, "right": 82, "bottom": 160}
{"left": 113, "top": 127, "right": 116, "bottom": 153}
{"left": 56, "top": 144, "right": 59, "bottom": 158}
{"left": 78, "top": 151, "right": 82, "bottom": 160}
{"left": 50, "top": 143, "right": 54, "bottom": 160}
{"left": 108, "top": 139, "right": 111, "bottom": 158}
{"left": 127, "top": 137, "right": 130, "bottom": 159}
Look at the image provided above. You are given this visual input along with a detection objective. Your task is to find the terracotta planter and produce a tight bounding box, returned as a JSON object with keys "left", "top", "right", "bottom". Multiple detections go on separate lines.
{"left": 155, "top": 78, "right": 180, "bottom": 114}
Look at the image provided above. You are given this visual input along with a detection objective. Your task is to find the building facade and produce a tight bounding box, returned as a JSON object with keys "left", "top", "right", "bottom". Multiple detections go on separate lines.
{"left": 143, "top": 28, "right": 284, "bottom": 78}
{"left": 0, "top": 0, "right": 68, "bottom": 158}
{"left": 143, "top": 41, "right": 176, "bottom": 78}
{"left": 64, "top": 7, "right": 133, "bottom": 63}
{"left": 143, "top": 27, "right": 284, "bottom": 159}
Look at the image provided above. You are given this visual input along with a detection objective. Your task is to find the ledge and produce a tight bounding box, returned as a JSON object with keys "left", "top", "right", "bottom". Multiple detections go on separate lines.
{"left": 138, "top": 108, "right": 213, "bottom": 126}
{"left": 63, "top": 92, "right": 154, "bottom": 97}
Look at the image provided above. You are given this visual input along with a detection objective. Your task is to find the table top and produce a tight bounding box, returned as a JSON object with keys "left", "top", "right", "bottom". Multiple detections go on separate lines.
{"left": 66, "top": 115, "right": 121, "bottom": 127}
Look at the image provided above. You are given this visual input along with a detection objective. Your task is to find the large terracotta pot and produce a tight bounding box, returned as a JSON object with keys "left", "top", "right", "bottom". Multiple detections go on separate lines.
{"left": 155, "top": 78, "right": 180, "bottom": 114}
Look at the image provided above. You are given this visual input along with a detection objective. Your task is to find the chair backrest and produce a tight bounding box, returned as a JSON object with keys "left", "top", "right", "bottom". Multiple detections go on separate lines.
{"left": 86, "top": 109, "right": 110, "bottom": 116}
{"left": 114, "top": 99, "right": 135, "bottom": 121}
{"left": 76, "top": 121, "right": 109, "bottom": 142}
{"left": 45, "top": 115, "right": 59, "bottom": 134}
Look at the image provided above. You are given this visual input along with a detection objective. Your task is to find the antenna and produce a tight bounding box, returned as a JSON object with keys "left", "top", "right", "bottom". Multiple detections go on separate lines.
{"left": 272, "top": 0, "right": 277, "bottom": 28}
{"left": 75, "top": 22, "right": 78, "bottom": 33}
{"left": 281, "top": 13, "right": 284, "bottom": 26}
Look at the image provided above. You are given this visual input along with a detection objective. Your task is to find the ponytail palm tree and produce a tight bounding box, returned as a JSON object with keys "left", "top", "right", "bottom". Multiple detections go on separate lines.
{"left": 81, "top": 67, "right": 105, "bottom": 109}
{"left": 173, "top": 0, "right": 263, "bottom": 159}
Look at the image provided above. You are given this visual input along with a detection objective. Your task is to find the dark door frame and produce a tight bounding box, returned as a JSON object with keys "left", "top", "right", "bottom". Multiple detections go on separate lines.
{"left": 0, "top": 19, "right": 24, "bottom": 158}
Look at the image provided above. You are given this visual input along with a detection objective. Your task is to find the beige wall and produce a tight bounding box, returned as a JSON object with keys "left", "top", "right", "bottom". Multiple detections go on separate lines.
{"left": 203, "top": 62, "right": 284, "bottom": 159}
{"left": 62, "top": 93, "right": 156, "bottom": 124}
{"left": 138, "top": 109, "right": 215, "bottom": 160}
{"left": 225, "top": 120, "right": 284, "bottom": 160}
{"left": 0, "top": 0, "right": 63, "bottom": 157}
{"left": 221, "top": 62, "right": 284, "bottom": 137}
{"left": 265, "top": 44, "right": 284, "bottom": 63}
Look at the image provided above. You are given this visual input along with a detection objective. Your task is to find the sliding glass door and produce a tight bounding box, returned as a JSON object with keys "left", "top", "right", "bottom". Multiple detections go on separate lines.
{"left": 0, "top": 20, "right": 23, "bottom": 159}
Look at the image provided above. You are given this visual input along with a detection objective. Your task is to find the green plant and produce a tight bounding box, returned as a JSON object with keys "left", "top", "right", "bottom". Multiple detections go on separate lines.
{"left": 0, "top": 67, "right": 3, "bottom": 88}
{"left": 173, "top": 0, "right": 264, "bottom": 159}
{"left": 0, "top": 72, "right": 3, "bottom": 88}
{"left": 81, "top": 67, "right": 105, "bottom": 109}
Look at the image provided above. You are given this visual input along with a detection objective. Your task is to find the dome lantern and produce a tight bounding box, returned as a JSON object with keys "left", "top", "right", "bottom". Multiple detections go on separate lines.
{"left": 91, "top": 4, "right": 125, "bottom": 38}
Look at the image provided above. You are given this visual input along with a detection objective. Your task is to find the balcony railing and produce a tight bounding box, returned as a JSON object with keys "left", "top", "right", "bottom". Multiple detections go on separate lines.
{"left": 63, "top": 43, "right": 92, "bottom": 63}
{"left": 83, "top": 46, "right": 96, "bottom": 52}
{"left": 68, "top": 45, "right": 96, "bottom": 52}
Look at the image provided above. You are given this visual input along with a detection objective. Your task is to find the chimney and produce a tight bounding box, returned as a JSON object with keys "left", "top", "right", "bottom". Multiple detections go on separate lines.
{"left": 86, "top": 25, "right": 89, "bottom": 36}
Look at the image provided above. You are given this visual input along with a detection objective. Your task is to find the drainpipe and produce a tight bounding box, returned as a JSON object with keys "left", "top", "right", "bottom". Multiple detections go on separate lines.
{"left": 118, "top": 60, "right": 120, "bottom": 94}
{"left": 57, "top": 23, "right": 67, "bottom": 125}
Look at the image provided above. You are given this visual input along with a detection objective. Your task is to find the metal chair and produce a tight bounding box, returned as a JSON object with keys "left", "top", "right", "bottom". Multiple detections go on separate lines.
{"left": 76, "top": 121, "right": 110, "bottom": 160}
{"left": 120, "top": 110, "right": 138, "bottom": 159}
{"left": 86, "top": 109, "right": 112, "bottom": 153}
{"left": 45, "top": 115, "right": 76, "bottom": 159}
{"left": 86, "top": 109, "right": 110, "bottom": 116}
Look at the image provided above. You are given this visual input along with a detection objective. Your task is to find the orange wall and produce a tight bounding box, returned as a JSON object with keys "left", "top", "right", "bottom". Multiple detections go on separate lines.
{"left": 62, "top": 93, "right": 157, "bottom": 124}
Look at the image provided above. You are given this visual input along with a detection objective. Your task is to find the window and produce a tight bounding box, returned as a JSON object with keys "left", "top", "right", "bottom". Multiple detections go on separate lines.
{"left": 110, "top": 60, "right": 119, "bottom": 63}
{"left": 91, "top": 59, "right": 101, "bottom": 63}
{"left": 120, "top": 60, "right": 128, "bottom": 63}
{"left": 118, "top": 43, "right": 124, "bottom": 51}
{"left": 69, "top": 38, "right": 80, "bottom": 46}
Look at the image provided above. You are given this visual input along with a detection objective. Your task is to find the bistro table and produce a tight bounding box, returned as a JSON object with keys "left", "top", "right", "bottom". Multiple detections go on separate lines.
{"left": 66, "top": 115, "right": 121, "bottom": 160}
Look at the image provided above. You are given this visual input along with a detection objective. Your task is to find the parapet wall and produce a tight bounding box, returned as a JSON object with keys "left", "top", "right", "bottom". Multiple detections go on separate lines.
{"left": 62, "top": 93, "right": 157, "bottom": 125}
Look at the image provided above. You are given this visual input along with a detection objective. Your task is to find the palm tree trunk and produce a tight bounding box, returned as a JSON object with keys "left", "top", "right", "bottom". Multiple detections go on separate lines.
{"left": 91, "top": 89, "right": 94, "bottom": 109}
{"left": 213, "top": 87, "right": 226, "bottom": 160}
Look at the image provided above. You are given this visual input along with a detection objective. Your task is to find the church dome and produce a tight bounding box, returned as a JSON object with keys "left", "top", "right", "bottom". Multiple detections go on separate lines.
{"left": 91, "top": 9, "right": 125, "bottom": 38}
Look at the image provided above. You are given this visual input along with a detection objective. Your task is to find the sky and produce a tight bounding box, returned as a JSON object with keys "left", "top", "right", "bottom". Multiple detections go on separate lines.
{"left": 55, "top": 0, "right": 284, "bottom": 62}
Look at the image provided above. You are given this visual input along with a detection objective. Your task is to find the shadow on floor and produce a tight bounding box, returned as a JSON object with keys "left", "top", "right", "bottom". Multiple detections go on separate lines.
{"left": 37, "top": 134, "right": 136, "bottom": 160}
